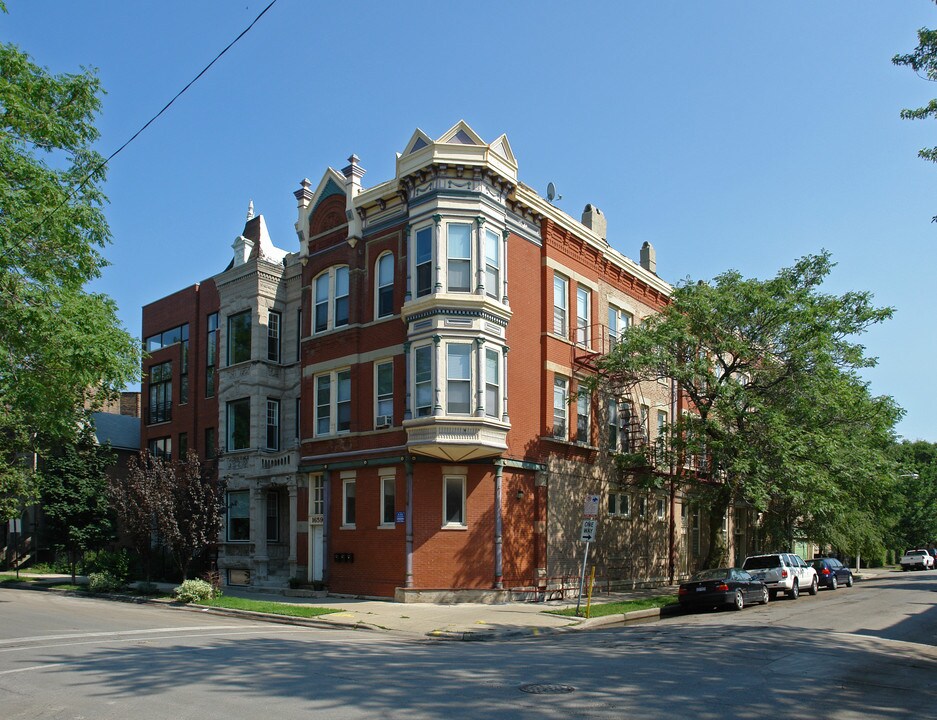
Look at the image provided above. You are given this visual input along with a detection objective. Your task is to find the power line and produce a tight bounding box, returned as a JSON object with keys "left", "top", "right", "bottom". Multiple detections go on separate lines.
{"left": 8, "top": 0, "right": 279, "bottom": 248}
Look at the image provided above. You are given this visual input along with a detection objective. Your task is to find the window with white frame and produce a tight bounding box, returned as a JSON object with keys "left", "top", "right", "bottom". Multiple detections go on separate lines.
{"left": 311, "top": 475, "right": 324, "bottom": 517}
{"left": 414, "top": 345, "right": 433, "bottom": 417}
{"left": 657, "top": 409, "right": 667, "bottom": 440}
{"left": 376, "top": 252, "right": 394, "bottom": 318}
{"left": 267, "top": 311, "right": 281, "bottom": 363}
{"left": 553, "top": 376, "right": 568, "bottom": 439}
{"left": 640, "top": 404, "right": 650, "bottom": 444}
{"left": 608, "top": 306, "right": 632, "bottom": 345}
{"left": 442, "top": 476, "right": 466, "bottom": 527}
{"left": 607, "top": 397, "right": 619, "bottom": 450}
{"left": 447, "top": 223, "right": 472, "bottom": 292}
{"left": 314, "top": 369, "right": 351, "bottom": 436}
{"left": 484, "top": 229, "right": 500, "bottom": 299}
{"left": 375, "top": 360, "right": 393, "bottom": 427}
{"left": 577, "top": 390, "right": 590, "bottom": 443}
{"left": 553, "top": 274, "right": 568, "bottom": 336}
{"left": 485, "top": 348, "right": 500, "bottom": 419}
{"left": 227, "top": 490, "right": 250, "bottom": 541}
{"left": 313, "top": 266, "right": 349, "bottom": 333}
{"left": 656, "top": 497, "right": 666, "bottom": 521}
{"left": 342, "top": 479, "right": 356, "bottom": 527}
{"left": 447, "top": 343, "right": 472, "bottom": 414}
{"left": 266, "top": 399, "right": 279, "bottom": 451}
{"left": 381, "top": 475, "right": 396, "bottom": 526}
{"left": 415, "top": 227, "right": 433, "bottom": 297}
{"left": 608, "top": 491, "right": 630, "bottom": 518}
{"left": 226, "top": 398, "right": 250, "bottom": 451}
{"left": 638, "top": 496, "right": 648, "bottom": 519}
{"left": 576, "top": 286, "right": 591, "bottom": 347}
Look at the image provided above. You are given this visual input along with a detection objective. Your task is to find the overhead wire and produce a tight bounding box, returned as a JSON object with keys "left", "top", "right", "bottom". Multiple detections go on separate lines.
{"left": 6, "top": 0, "right": 279, "bottom": 248}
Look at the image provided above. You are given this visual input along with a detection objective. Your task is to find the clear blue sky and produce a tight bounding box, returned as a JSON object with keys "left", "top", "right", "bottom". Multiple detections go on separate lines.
{"left": 5, "top": 2, "right": 936, "bottom": 441}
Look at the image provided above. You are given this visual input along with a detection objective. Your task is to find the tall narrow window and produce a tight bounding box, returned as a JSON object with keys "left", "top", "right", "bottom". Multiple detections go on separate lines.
{"left": 415, "top": 346, "right": 433, "bottom": 417}
{"left": 314, "top": 274, "right": 329, "bottom": 333}
{"left": 577, "top": 391, "right": 590, "bottom": 443}
{"left": 334, "top": 266, "right": 349, "bottom": 327}
{"left": 228, "top": 310, "right": 251, "bottom": 365}
{"left": 447, "top": 223, "right": 472, "bottom": 292}
{"left": 553, "top": 376, "right": 568, "bottom": 439}
{"left": 296, "top": 309, "right": 302, "bottom": 361}
{"left": 640, "top": 404, "right": 650, "bottom": 444}
{"left": 657, "top": 409, "right": 667, "bottom": 440}
{"left": 381, "top": 476, "right": 396, "bottom": 526}
{"left": 205, "top": 427, "right": 216, "bottom": 459}
{"left": 227, "top": 398, "right": 250, "bottom": 451}
{"left": 266, "top": 399, "right": 280, "bottom": 451}
{"left": 267, "top": 311, "right": 281, "bottom": 363}
{"left": 343, "top": 479, "right": 356, "bottom": 526}
{"left": 227, "top": 490, "right": 250, "bottom": 542}
{"left": 484, "top": 229, "right": 500, "bottom": 299}
{"left": 376, "top": 360, "right": 393, "bottom": 427}
{"left": 447, "top": 343, "right": 472, "bottom": 414}
{"left": 206, "top": 312, "right": 218, "bottom": 398}
{"left": 485, "top": 349, "right": 499, "bottom": 419}
{"left": 553, "top": 274, "right": 568, "bottom": 336}
{"left": 337, "top": 369, "right": 351, "bottom": 432}
{"left": 179, "top": 324, "right": 189, "bottom": 404}
{"left": 266, "top": 491, "right": 279, "bottom": 541}
{"left": 148, "top": 361, "right": 172, "bottom": 424}
{"left": 148, "top": 437, "right": 171, "bottom": 461}
{"left": 376, "top": 253, "right": 394, "bottom": 318}
{"left": 576, "top": 286, "right": 591, "bottom": 347}
{"left": 295, "top": 397, "right": 301, "bottom": 439}
{"left": 415, "top": 227, "right": 433, "bottom": 297}
{"left": 608, "top": 306, "right": 632, "bottom": 346}
{"left": 443, "top": 476, "right": 466, "bottom": 527}
{"left": 607, "top": 398, "right": 619, "bottom": 450}
{"left": 315, "top": 375, "right": 331, "bottom": 436}
{"left": 621, "top": 401, "right": 633, "bottom": 451}
{"left": 178, "top": 432, "right": 188, "bottom": 459}
{"left": 312, "top": 476, "right": 324, "bottom": 516}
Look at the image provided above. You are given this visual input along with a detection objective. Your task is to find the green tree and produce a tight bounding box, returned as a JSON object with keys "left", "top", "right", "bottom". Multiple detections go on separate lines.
{"left": 0, "top": 13, "right": 140, "bottom": 521}
{"left": 594, "top": 253, "right": 901, "bottom": 568}
{"left": 888, "top": 441, "right": 937, "bottom": 552}
{"left": 894, "top": 2, "right": 937, "bottom": 221}
{"left": 40, "top": 431, "right": 115, "bottom": 582}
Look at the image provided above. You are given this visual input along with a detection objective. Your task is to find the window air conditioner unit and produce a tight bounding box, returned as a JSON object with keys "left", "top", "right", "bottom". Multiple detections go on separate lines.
{"left": 375, "top": 415, "right": 392, "bottom": 429}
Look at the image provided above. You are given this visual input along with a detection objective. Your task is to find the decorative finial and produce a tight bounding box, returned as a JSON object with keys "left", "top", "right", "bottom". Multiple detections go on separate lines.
{"left": 246, "top": 200, "right": 254, "bottom": 221}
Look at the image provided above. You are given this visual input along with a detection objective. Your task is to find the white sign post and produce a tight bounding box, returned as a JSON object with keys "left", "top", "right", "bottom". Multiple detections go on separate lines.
{"left": 576, "top": 495, "right": 600, "bottom": 615}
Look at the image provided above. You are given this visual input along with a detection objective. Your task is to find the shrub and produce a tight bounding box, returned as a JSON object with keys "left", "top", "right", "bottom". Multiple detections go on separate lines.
{"left": 81, "top": 549, "right": 131, "bottom": 582}
{"left": 173, "top": 578, "right": 218, "bottom": 603}
{"left": 134, "top": 581, "right": 160, "bottom": 596}
{"left": 88, "top": 572, "right": 126, "bottom": 593}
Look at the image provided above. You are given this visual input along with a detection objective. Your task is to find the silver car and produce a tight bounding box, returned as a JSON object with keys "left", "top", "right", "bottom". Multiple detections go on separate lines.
{"left": 742, "top": 552, "right": 819, "bottom": 600}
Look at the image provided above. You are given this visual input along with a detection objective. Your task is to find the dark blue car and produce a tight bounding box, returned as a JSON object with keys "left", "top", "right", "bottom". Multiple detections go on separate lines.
{"left": 808, "top": 557, "right": 853, "bottom": 590}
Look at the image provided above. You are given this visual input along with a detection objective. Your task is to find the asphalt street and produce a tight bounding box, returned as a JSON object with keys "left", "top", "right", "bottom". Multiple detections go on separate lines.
{"left": 1, "top": 571, "right": 936, "bottom": 719}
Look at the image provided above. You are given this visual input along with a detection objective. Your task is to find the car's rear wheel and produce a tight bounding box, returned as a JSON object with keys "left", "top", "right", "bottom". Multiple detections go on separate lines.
{"left": 809, "top": 576, "right": 819, "bottom": 595}
{"left": 829, "top": 576, "right": 837, "bottom": 591}
{"left": 761, "top": 586, "right": 769, "bottom": 605}
{"left": 846, "top": 574, "right": 853, "bottom": 587}
{"left": 789, "top": 580, "right": 799, "bottom": 599}
{"left": 733, "top": 589, "right": 744, "bottom": 611}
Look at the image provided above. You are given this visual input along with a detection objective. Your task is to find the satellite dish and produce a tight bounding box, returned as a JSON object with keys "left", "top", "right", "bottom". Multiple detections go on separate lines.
{"left": 546, "top": 182, "right": 562, "bottom": 203}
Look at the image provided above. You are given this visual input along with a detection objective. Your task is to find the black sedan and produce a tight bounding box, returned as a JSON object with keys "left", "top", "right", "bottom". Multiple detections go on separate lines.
{"left": 678, "top": 568, "right": 769, "bottom": 611}
{"left": 807, "top": 557, "right": 854, "bottom": 590}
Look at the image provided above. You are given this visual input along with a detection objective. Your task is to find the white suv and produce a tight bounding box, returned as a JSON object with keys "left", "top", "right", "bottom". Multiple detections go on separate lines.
{"left": 742, "top": 553, "right": 818, "bottom": 600}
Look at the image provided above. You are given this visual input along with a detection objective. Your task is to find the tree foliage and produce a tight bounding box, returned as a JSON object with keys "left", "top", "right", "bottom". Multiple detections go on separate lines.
{"left": 112, "top": 452, "right": 224, "bottom": 581}
{"left": 0, "top": 25, "right": 140, "bottom": 520}
{"left": 593, "top": 252, "right": 902, "bottom": 567}
{"left": 40, "top": 431, "right": 115, "bottom": 581}
{"left": 893, "top": 2, "right": 937, "bottom": 220}
{"left": 888, "top": 441, "right": 937, "bottom": 551}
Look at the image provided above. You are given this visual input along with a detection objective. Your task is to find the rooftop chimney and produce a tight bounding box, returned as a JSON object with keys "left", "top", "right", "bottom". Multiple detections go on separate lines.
{"left": 640, "top": 241, "right": 656, "bottom": 274}
{"left": 581, "top": 204, "right": 607, "bottom": 241}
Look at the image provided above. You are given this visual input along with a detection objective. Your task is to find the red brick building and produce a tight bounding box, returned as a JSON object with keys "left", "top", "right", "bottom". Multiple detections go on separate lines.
{"left": 142, "top": 122, "right": 740, "bottom": 599}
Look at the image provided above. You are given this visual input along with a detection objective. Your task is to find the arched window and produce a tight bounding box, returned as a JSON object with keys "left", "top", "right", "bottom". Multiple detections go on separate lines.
{"left": 376, "top": 252, "right": 394, "bottom": 318}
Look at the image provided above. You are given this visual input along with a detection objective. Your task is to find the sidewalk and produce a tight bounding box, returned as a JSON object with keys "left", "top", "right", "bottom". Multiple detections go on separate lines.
{"left": 3, "top": 567, "right": 890, "bottom": 642}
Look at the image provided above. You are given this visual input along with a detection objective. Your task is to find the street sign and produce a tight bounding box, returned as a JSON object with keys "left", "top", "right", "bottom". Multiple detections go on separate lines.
{"left": 580, "top": 519, "right": 597, "bottom": 542}
{"left": 395, "top": 511, "right": 405, "bottom": 524}
{"left": 583, "top": 495, "right": 600, "bottom": 519}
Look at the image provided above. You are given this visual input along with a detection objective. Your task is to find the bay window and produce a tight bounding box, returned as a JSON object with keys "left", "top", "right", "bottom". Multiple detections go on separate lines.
{"left": 484, "top": 229, "right": 500, "bottom": 299}
{"left": 447, "top": 223, "right": 472, "bottom": 292}
{"left": 485, "top": 349, "right": 500, "bottom": 419}
{"left": 415, "top": 346, "right": 433, "bottom": 417}
{"left": 228, "top": 310, "right": 251, "bottom": 365}
{"left": 446, "top": 343, "right": 472, "bottom": 414}
{"left": 415, "top": 227, "right": 433, "bottom": 297}
{"left": 226, "top": 398, "right": 250, "bottom": 451}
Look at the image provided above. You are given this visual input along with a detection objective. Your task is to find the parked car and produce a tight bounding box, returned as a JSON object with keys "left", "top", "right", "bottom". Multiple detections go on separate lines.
{"left": 899, "top": 549, "right": 934, "bottom": 571}
{"left": 925, "top": 548, "right": 937, "bottom": 568}
{"left": 741, "top": 552, "right": 818, "bottom": 600}
{"left": 678, "top": 567, "right": 769, "bottom": 611}
{"left": 807, "top": 557, "right": 854, "bottom": 590}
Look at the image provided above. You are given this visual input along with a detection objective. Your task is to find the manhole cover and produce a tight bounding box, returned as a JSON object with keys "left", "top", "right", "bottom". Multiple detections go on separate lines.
{"left": 518, "top": 683, "right": 576, "bottom": 694}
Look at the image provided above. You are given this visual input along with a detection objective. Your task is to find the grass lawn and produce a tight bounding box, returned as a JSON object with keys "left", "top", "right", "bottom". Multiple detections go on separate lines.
{"left": 0, "top": 574, "right": 28, "bottom": 583}
{"left": 199, "top": 595, "right": 341, "bottom": 618}
{"left": 546, "top": 594, "right": 677, "bottom": 618}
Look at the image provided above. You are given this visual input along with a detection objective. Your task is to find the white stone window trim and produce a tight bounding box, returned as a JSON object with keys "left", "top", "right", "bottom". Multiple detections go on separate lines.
{"left": 441, "top": 474, "right": 467, "bottom": 529}
{"left": 374, "top": 358, "right": 394, "bottom": 429}
{"left": 379, "top": 470, "right": 397, "bottom": 529}
{"left": 312, "top": 265, "right": 350, "bottom": 335}
{"left": 341, "top": 476, "right": 356, "bottom": 529}
{"left": 313, "top": 367, "right": 352, "bottom": 437}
